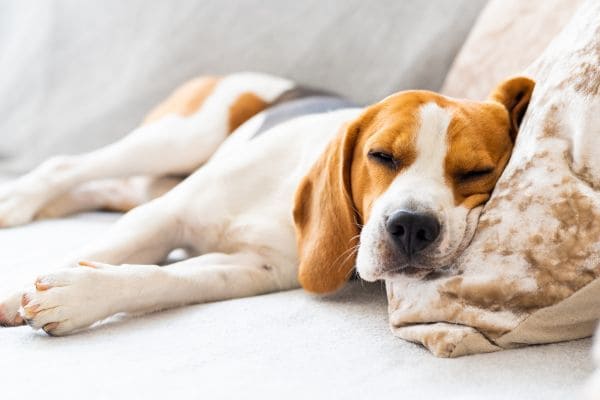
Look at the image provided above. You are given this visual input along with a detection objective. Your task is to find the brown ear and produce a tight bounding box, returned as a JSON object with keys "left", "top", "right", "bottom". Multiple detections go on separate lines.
{"left": 293, "top": 121, "right": 361, "bottom": 294}
{"left": 488, "top": 76, "right": 535, "bottom": 141}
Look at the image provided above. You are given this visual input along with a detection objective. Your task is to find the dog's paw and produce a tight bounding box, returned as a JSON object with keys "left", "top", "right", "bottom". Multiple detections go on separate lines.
{"left": 0, "top": 291, "right": 25, "bottom": 327}
{"left": 0, "top": 183, "right": 46, "bottom": 228}
{"left": 20, "top": 263, "right": 118, "bottom": 336}
{"left": 0, "top": 157, "right": 76, "bottom": 227}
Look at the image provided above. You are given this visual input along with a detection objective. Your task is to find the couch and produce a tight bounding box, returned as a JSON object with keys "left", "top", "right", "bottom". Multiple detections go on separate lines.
{"left": 0, "top": 1, "right": 594, "bottom": 399}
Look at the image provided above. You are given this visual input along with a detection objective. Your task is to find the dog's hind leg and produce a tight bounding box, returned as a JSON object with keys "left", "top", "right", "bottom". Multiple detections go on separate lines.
{"left": 0, "top": 73, "right": 293, "bottom": 227}
{"left": 36, "top": 176, "right": 182, "bottom": 219}
{"left": 19, "top": 251, "right": 297, "bottom": 336}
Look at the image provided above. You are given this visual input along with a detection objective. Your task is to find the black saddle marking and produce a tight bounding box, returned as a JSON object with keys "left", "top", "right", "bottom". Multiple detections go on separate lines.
{"left": 251, "top": 87, "right": 359, "bottom": 139}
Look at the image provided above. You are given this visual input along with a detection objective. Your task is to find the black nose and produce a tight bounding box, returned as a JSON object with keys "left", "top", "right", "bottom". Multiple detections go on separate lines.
{"left": 386, "top": 210, "right": 440, "bottom": 257}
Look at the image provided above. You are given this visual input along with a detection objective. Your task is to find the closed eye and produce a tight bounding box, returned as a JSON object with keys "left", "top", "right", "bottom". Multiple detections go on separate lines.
{"left": 457, "top": 168, "right": 494, "bottom": 182}
{"left": 368, "top": 150, "right": 399, "bottom": 169}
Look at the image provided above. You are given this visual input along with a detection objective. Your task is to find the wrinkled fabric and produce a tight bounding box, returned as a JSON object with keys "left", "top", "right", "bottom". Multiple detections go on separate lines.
{"left": 442, "top": 0, "right": 582, "bottom": 100}
{"left": 388, "top": 0, "right": 600, "bottom": 357}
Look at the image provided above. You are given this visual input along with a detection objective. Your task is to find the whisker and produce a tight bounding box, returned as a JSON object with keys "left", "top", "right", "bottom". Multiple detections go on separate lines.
{"left": 340, "top": 245, "right": 359, "bottom": 267}
{"left": 329, "top": 244, "right": 359, "bottom": 273}
{"left": 343, "top": 191, "right": 364, "bottom": 223}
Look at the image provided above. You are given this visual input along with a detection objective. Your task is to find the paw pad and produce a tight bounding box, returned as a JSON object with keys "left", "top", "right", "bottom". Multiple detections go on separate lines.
{"left": 78, "top": 261, "right": 99, "bottom": 269}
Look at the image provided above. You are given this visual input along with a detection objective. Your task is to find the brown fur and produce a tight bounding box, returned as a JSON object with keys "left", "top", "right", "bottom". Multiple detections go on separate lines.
{"left": 228, "top": 92, "right": 269, "bottom": 133}
{"left": 294, "top": 77, "right": 535, "bottom": 294}
{"left": 293, "top": 123, "right": 361, "bottom": 293}
{"left": 37, "top": 76, "right": 281, "bottom": 222}
{"left": 143, "top": 76, "right": 220, "bottom": 124}
{"left": 446, "top": 77, "right": 534, "bottom": 207}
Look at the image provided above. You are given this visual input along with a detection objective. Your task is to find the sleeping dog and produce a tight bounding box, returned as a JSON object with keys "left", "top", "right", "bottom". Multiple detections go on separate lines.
{"left": 0, "top": 72, "right": 533, "bottom": 335}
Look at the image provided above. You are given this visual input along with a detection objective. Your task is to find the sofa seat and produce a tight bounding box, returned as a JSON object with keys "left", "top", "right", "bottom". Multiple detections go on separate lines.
{"left": 0, "top": 208, "right": 593, "bottom": 399}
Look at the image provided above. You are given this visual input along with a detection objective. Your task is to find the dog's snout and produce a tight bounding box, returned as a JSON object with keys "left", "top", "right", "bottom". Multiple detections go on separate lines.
{"left": 386, "top": 210, "right": 440, "bottom": 257}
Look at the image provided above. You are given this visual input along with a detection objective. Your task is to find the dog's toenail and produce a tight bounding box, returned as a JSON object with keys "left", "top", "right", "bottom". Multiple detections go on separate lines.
{"left": 21, "top": 294, "right": 30, "bottom": 306}
{"left": 23, "top": 304, "right": 39, "bottom": 318}
{"left": 78, "top": 261, "right": 98, "bottom": 269}
{"left": 43, "top": 322, "right": 59, "bottom": 335}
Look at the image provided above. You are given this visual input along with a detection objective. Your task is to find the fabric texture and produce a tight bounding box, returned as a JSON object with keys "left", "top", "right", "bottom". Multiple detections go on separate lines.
{"left": 1, "top": 0, "right": 596, "bottom": 397}
{"left": 441, "top": 0, "right": 582, "bottom": 100}
{"left": 387, "top": 0, "right": 600, "bottom": 358}
{"left": 0, "top": 0, "right": 486, "bottom": 173}
{"left": 0, "top": 205, "right": 593, "bottom": 400}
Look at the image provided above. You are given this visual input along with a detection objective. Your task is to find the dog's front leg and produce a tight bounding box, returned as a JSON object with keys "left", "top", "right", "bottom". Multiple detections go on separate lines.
{"left": 19, "top": 252, "right": 294, "bottom": 336}
{"left": 0, "top": 193, "right": 184, "bottom": 327}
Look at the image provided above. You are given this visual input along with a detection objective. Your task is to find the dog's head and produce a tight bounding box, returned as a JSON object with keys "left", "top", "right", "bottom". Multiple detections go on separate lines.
{"left": 293, "top": 77, "right": 535, "bottom": 293}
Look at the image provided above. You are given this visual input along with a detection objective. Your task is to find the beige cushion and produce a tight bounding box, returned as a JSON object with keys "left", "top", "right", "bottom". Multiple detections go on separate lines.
{"left": 441, "top": 0, "right": 582, "bottom": 100}
{"left": 387, "top": 0, "right": 600, "bottom": 357}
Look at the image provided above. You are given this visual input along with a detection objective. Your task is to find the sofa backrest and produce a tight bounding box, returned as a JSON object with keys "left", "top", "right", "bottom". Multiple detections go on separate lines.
{"left": 0, "top": 0, "right": 486, "bottom": 171}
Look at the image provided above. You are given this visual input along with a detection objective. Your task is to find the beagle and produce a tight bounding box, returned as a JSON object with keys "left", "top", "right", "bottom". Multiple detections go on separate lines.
{"left": 0, "top": 72, "right": 533, "bottom": 335}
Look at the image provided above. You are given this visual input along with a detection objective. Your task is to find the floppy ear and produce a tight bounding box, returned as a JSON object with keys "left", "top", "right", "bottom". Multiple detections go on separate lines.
{"left": 293, "top": 121, "right": 361, "bottom": 294}
{"left": 488, "top": 76, "right": 535, "bottom": 141}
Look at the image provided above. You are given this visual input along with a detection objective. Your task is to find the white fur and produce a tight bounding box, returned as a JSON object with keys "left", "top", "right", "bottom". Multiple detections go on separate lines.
{"left": 0, "top": 72, "right": 294, "bottom": 227}
{"left": 0, "top": 75, "right": 487, "bottom": 335}
{"left": 1, "top": 71, "right": 361, "bottom": 334}
{"left": 356, "top": 102, "right": 474, "bottom": 281}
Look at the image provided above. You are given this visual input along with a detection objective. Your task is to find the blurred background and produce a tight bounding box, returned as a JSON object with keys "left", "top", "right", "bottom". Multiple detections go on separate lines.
{"left": 0, "top": 0, "right": 486, "bottom": 173}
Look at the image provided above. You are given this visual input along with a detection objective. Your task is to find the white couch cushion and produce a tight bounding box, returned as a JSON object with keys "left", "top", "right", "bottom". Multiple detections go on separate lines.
{"left": 0, "top": 209, "right": 593, "bottom": 399}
